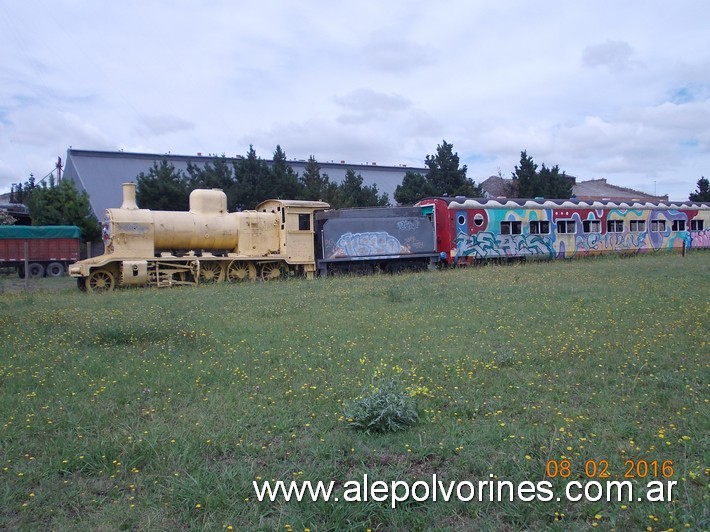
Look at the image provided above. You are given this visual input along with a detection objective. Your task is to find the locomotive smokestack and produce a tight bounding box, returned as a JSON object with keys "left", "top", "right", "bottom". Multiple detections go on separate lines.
{"left": 121, "top": 182, "right": 138, "bottom": 210}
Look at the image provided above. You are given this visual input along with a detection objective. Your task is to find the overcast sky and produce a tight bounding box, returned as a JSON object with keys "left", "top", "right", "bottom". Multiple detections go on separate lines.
{"left": 2, "top": 1, "right": 709, "bottom": 200}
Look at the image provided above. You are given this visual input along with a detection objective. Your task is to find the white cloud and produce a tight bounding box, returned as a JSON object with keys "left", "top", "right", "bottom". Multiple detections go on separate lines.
{"left": 134, "top": 115, "right": 195, "bottom": 137}
{"left": 582, "top": 40, "right": 642, "bottom": 71}
{"left": 361, "top": 32, "right": 436, "bottom": 73}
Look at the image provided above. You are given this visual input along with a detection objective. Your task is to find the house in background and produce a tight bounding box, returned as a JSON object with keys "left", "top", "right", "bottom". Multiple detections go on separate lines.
{"left": 572, "top": 178, "right": 668, "bottom": 202}
{"left": 479, "top": 175, "right": 668, "bottom": 202}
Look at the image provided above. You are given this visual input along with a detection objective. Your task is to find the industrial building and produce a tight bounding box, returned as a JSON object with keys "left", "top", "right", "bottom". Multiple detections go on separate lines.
{"left": 62, "top": 149, "right": 423, "bottom": 218}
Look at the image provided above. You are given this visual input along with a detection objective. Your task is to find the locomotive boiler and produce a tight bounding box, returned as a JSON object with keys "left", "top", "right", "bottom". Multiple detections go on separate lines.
{"left": 69, "top": 183, "right": 329, "bottom": 291}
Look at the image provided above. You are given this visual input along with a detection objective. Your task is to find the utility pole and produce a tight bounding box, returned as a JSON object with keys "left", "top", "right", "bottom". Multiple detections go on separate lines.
{"left": 57, "top": 156, "right": 63, "bottom": 182}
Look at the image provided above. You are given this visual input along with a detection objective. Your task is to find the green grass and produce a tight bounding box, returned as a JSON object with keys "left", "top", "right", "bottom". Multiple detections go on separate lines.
{"left": 0, "top": 252, "right": 708, "bottom": 530}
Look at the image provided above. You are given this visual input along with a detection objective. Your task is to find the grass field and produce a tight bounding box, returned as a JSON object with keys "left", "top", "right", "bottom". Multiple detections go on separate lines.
{"left": 1, "top": 253, "right": 708, "bottom": 530}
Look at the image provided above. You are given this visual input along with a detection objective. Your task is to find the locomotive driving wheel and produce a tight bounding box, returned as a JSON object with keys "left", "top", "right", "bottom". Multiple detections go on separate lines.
{"left": 86, "top": 269, "right": 115, "bottom": 292}
{"left": 199, "top": 260, "right": 225, "bottom": 283}
{"left": 259, "top": 262, "right": 285, "bottom": 281}
{"left": 227, "top": 260, "right": 256, "bottom": 282}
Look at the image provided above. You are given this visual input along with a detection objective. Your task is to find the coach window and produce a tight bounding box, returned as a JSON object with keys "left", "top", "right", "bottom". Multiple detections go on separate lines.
{"left": 651, "top": 220, "right": 666, "bottom": 232}
{"left": 607, "top": 220, "right": 623, "bottom": 233}
{"left": 672, "top": 220, "right": 686, "bottom": 231}
{"left": 691, "top": 219, "right": 705, "bottom": 231}
{"left": 529, "top": 220, "right": 550, "bottom": 234}
{"left": 556, "top": 220, "right": 575, "bottom": 234}
{"left": 582, "top": 220, "right": 601, "bottom": 233}
{"left": 629, "top": 220, "right": 645, "bottom": 232}
{"left": 500, "top": 221, "right": 521, "bottom": 235}
{"left": 473, "top": 213, "right": 484, "bottom": 227}
{"left": 298, "top": 213, "right": 311, "bottom": 231}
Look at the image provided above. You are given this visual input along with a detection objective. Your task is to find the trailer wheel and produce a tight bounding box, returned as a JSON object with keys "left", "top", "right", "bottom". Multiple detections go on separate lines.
{"left": 46, "top": 262, "right": 65, "bottom": 277}
{"left": 27, "top": 263, "right": 45, "bottom": 278}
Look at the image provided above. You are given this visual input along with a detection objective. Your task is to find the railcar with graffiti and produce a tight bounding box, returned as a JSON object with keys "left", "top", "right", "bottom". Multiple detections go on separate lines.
{"left": 315, "top": 206, "right": 439, "bottom": 274}
{"left": 417, "top": 197, "right": 710, "bottom": 264}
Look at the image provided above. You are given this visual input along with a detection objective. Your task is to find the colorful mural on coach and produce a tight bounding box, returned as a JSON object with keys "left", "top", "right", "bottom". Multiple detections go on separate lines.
{"left": 416, "top": 198, "right": 710, "bottom": 264}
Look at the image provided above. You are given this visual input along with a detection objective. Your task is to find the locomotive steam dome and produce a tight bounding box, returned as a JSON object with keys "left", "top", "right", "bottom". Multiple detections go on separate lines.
{"left": 189, "top": 188, "right": 227, "bottom": 215}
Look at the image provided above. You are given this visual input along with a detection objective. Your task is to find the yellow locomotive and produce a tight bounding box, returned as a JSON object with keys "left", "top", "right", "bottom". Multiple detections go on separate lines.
{"left": 69, "top": 183, "right": 329, "bottom": 291}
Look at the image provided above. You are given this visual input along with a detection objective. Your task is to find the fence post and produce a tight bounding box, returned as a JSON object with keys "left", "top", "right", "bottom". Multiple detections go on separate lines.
{"left": 24, "top": 240, "right": 29, "bottom": 292}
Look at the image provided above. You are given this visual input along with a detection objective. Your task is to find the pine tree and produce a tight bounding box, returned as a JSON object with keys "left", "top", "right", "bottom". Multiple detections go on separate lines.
{"left": 136, "top": 159, "right": 191, "bottom": 210}
{"left": 299, "top": 156, "right": 334, "bottom": 202}
{"left": 271, "top": 145, "right": 303, "bottom": 200}
{"left": 394, "top": 171, "right": 435, "bottom": 205}
{"left": 512, "top": 151, "right": 572, "bottom": 199}
{"left": 233, "top": 145, "right": 273, "bottom": 210}
{"left": 334, "top": 169, "right": 389, "bottom": 208}
{"left": 689, "top": 176, "right": 710, "bottom": 201}
{"left": 425, "top": 140, "right": 476, "bottom": 196}
{"left": 512, "top": 150, "right": 538, "bottom": 198}
{"left": 538, "top": 163, "right": 572, "bottom": 198}
{"left": 187, "top": 155, "right": 237, "bottom": 208}
{"left": 394, "top": 140, "right": 482, "bottom": 204}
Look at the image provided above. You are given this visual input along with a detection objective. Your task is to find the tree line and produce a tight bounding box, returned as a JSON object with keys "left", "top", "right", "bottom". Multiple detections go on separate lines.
{"left": 135, "top": 145, "right": 389, "bottom": 212}
{"left": 138, "top": 140, "right": 485, "bottom": 211}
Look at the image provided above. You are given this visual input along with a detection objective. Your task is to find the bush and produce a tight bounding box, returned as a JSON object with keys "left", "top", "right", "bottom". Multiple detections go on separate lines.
{"left": 344, "top": 379, "right": 419, "bottom": 433}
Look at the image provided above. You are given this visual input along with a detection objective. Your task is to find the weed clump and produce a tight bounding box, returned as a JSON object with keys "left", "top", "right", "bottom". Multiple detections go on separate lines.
{"left": 344, "top": 379, "right": 419, "bottom": 433}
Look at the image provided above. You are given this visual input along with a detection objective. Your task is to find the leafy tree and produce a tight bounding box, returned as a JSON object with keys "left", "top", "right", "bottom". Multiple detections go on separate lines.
{"left": 394, "top": 171, "right": 436, "bottom": 205}
{"left": 136, "top": 159, "right": 191, "bottom": 210}
{"left": 511, "top": 150, "right": 572, "bottom": 199}
{"left": 24, "top": 177, "right": 100, "bottom": 241}
{"left": 271, "top": 145, "right": 304, "bottom": 200}
{"left": 689, "top": 176, "right": 710, "bottom": 202}
{"left": 333, "top": 169, "right": 389, "bottom": 209}
{"left": 394, "top": 140, "right": 482, "bottom": 204}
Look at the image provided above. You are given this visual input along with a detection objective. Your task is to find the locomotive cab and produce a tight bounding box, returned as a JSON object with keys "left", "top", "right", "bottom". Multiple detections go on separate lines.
{"left": 257, "top": 199, "right": 329, "bottom": 277}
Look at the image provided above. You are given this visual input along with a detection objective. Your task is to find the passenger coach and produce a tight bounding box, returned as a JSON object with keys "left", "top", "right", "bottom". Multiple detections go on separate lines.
{"left": 417, "top": 197, "right": 710, "bottom": 264}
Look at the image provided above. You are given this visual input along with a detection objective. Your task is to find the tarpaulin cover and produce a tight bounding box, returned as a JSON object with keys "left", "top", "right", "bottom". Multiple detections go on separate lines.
{"left": 0, "top": 225, "right": 81, "bottom": 239}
